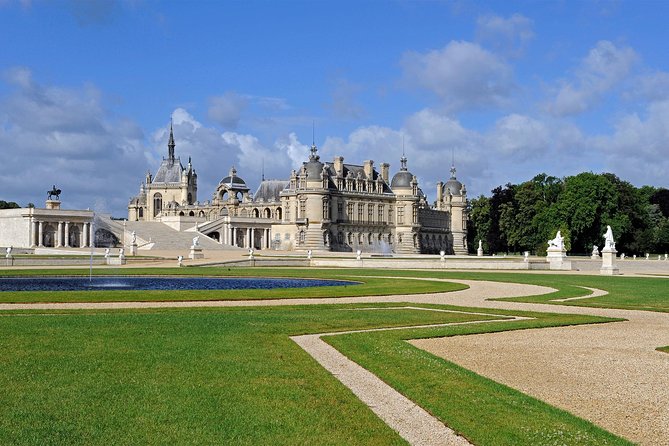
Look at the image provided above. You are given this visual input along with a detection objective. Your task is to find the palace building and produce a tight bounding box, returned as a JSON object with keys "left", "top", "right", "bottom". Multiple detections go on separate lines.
{"left": 127, "top": 126, "right": 469, "bottom": 254}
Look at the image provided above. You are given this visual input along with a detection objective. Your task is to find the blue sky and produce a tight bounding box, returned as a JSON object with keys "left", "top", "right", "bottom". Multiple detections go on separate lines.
{"left": 1, "top": 0, "right": 668, "bottom": 216}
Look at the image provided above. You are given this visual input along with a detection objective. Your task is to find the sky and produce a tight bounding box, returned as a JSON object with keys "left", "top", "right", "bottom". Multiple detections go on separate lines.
{"left": 1, "top": 0, "right": 668, "bottom": 217}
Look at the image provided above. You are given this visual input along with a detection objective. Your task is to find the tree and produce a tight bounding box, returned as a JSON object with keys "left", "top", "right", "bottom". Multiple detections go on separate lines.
{"left": 467, "top": 196, "right": 491, "bottom": 253}
{"left": 0, "top": 200, "right": 20, "bottom": 209}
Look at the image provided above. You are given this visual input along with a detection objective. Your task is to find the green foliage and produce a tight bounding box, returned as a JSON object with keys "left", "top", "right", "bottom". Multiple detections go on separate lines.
{"left": 468, "top": 172, "right": 667, "bottom": 255}
{"left": 0, "top": 200, "right": 20, "bottom": 209}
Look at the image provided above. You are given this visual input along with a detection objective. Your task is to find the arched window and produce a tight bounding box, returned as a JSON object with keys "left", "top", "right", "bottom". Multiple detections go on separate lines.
{"left": 153, "top": 193, "right": 163, "bottom": 217}
{"left": 253, "top": 208, "right": 260, "bottom": 218}
{"left": 138, "top": 208, "right": 144, "bottom": 218}
{"left": 188, "top": 211, "right": 195, "bottom": 217}
{"left": 276, "top": 207, "right": 282, "bottom": 220}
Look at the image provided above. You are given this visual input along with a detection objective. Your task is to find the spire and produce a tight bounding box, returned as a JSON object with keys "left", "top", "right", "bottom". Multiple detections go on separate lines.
{"left": 400, "top": 136, "right": 407, "bottom": 171}
{"left": 261, "top": 158, "right": 265, "bottom": 182}
{"left": 168, "top": 119, "right": 175, "bottom": 161}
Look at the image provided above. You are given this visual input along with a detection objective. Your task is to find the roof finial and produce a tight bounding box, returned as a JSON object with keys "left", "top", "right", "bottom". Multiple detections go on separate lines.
{"left": 400, "top": 134, "right": 407, "bottom": 171}
{"left": 309, "top": 120, "right": 319, "bottom": 161}
{"left": 168, "top": 118, "right": 175, "bottom": 161}
{"left": 450, "top": 148, "right": 457, "bottom": 179}
{"left": 261, "top": 158, "right": 265, "bottom": 182}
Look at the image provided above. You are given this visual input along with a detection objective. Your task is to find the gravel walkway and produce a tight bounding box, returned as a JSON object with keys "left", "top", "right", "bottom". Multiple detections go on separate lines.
{"left": 411, "top": 285, "right": 669, "bottom": 445}
{"left": 2, "top": 278, "right": 666, "bottom": 445}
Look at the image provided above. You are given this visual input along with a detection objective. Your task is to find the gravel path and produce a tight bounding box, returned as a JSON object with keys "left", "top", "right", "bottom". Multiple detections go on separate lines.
{"left": 411, "top": 286, "right": 669, "bottom": 446}
{"left": 2, "top": 278, "right": 666, "bottom": 445}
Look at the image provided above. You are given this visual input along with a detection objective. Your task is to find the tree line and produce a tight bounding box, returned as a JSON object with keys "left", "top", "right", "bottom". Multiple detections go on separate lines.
{"left": 466, "top": 172, "right": 669, "bottom": 256}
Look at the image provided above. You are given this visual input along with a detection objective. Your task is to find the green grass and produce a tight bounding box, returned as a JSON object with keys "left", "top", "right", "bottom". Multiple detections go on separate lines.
{"left": 658, "top": 346, "right": 669, "bottom": 354}
{"left": 0, "top": 304, "right": 505, "bottom": 445}
{"left": 0, "top": 268, "right": 466, "bottom": 303}
{"left": 0, "top": 267, "right": 656, "bottom": 444}
{"left": 326, "top": 312, "right": 629, "bottom": 445}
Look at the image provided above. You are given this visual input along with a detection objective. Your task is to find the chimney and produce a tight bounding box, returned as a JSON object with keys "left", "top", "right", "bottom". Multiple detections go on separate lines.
{"left": 437, "top": 181, "right": 443, "bottom": 203}
{"left": 363, "top": 160, "right": 374, "bottom": 178}
{"left": 334, "top": 156, "right": 344, "bottom": 176}
{"left": 380, "top": 163, "right": 389, "bottom": 183}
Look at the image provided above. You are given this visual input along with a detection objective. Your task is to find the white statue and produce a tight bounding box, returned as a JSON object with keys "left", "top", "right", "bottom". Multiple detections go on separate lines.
{"left": 307, "top": 250, "right": 312, "bottom": 259}
{"left": 604, "top": 225, "right": 615, "bottom": 249}
{"left": 104, "top": 248, "right": 110, "bottom": 258}
{"left": 119, "top": 248, "right": 125, "bottom": 258}
{"left": 620, "top": 253, "right": 625, "bottom": 260}
{"left": 177, "top": 255, "right": 183, "bottom": 267}
{"left": 591, "top": 245, "right": 599, "bottom": 257}
{"left": 548, "top": 231, "right": 564, "bottom": 250}
{"left": 131, "top": 231, "right": 137, "bottom": 244}
{"left": 5, "top": 246, "right": 12, "bottom": 258}
{"left": 192, "top": 235, "right": 200, "bottom": 247}
{"left": 478, "top": 240, "right": 482, "bottom": 250}
{"left": 248, "top": 248, "right": 254, "bottom": 259}
{"left": 440, "top": 250, "right": 445, "bottom": 261}
{"left": 356, "top": 249, "right": 362, "bottom": 260}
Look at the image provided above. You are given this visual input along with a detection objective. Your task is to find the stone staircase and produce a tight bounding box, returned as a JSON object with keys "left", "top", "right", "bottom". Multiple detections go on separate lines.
{"left": 297, "top": 226, "right": 327, "bottom": 252}
{"left": 95, "top": 215, "right": 239, "bottom": 251}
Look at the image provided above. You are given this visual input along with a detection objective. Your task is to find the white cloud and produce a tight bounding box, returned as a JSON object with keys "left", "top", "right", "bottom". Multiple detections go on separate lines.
{"left": 207, "top": 91, "right": 248, "bottom": 129}
{"left": 488, "top": 114, "right": 549, "bottom": 157}
{"left": 401, "top": 40, "right": 514, "bottom": 111}
{"left": 548, "top": 40, "right": 638, "bottom": 116}
{"left": 591, "top": 100, "right": 669, "bottom": 182}
{"left": 0, "top": 68, "right": 145, "bottom": 213}
{"left": 476, "top": 13, "right": 534, "bottom": 57}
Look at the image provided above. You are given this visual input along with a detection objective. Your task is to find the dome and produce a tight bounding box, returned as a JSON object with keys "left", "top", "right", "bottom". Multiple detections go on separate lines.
{"left": 443, "top": 178, "right": 463, "bottom": 196}
{"left": 443, "top": 164, "right": 463, "bottom": 196}
{"left": 390, "top": 154, "right": 414, "bottom": 189}
{"left": 219, "top": 166, "right": 248, "bottom": 188}
{"left": 304, "top": 160, "right": 323, "bottom": 179}
{"left": 391, "top": 171, "right": 413, "bottom": 188}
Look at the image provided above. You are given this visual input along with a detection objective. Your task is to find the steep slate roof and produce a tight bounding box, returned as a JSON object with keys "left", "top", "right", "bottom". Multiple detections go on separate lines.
{"left": 253, "top": 180, "right": 289, "bottom": 202}
{"left": 153, "top": 158, "right": 184, "bottom": 183}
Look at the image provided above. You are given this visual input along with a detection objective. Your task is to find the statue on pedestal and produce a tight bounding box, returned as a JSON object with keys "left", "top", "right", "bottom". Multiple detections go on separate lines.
{"left": 603, "top": 225, "right": 615, "bottom": 250}
{"left": 192, "top": 235, "right": 200, "bottom": 247}
{"left": 548, "top": 231, "right": 564, "bottom": 250}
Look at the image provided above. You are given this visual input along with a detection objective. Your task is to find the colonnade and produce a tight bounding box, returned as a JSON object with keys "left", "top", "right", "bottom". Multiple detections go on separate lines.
{"left": 30, "top": 218, "right": 94, "bottom": 248}
{"left": 218, "top": 224, "right": 271, "bottom": 250}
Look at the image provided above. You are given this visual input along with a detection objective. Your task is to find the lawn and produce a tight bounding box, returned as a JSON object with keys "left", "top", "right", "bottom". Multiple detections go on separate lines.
{"left": 1, "top": 267, "right": 653, "bottom": 445}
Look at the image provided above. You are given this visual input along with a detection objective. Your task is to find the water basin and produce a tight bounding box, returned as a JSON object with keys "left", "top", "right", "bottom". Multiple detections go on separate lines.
{"left": 0, "top": 277, "right": 357, "bottom": 292}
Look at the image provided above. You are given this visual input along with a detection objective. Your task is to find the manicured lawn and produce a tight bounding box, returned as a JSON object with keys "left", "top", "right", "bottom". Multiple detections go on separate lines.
{"left": 1, "top": 267, "right": 655, "bottom": 445}
{"left": 310, "top": 269, "right": 669, "bottom": 313}
{"left": 326, "top": 312, "right": 630, "bottom": 445}
{"left": 0, "top": 304, "right": 503, "bottom": 445}
{"left": 0, "top": 267, "right": 466, "bottom": 303}
{"left": 658, "top": 346, "right": 669, "bottom": 354}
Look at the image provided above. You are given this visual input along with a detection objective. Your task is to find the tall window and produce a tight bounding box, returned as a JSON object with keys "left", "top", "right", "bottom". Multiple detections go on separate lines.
{"left": 378, "top": 205, "right": 384, "bottom": 223}
{"left": 153, "top": 193, "right": 163, "bottom": 217}
{"left": 357, "top": 203, "right": 363, "bottom": 223}
{"left": 322, "top": 199, "right": 330, "bottom": 220}
{"left": 337, "top": 201, "right": 343, "bottom": 221}
{"left": 388, "top": 205, "right": 393, "bottom": 224}
{"left": 346, "top": 203, "right": 353, "bottom": 222}
{"left": 368, "top": 204, "right": 374, "bottom": 224}
{"left": 397, "top": 206, "right": 404, "bottom": 225}
{"left": 299, "top": 200, "right": 306, "bottom": 219}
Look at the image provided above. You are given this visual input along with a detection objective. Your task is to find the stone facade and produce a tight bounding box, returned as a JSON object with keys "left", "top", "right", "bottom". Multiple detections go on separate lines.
{"left": 0, "top": 202, "right": 94, "bottom": 248}
{"left": 128, "top": 127, "right": 468, "bottom": 254}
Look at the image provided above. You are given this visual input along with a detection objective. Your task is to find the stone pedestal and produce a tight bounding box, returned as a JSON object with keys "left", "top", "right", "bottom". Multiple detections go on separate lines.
{"left": 129, "top": 243, "right": 138, "bottom": 256}
{"left": 477, "top": 248, "right": 483, "bottom": 257}
{"left": 45, "top": 200, "right": 61, "bottom": 210}
{"left": 600, "top": 247, "right": 620, "bottom": 275}
{"left": 546, "top": 247, "right": 572, "bottom": 270}
{"left": 107, "top": 257, "right": 126, "bottom": 265}
{"left": 189, "top": 246, "right": 204, "bottom": 260}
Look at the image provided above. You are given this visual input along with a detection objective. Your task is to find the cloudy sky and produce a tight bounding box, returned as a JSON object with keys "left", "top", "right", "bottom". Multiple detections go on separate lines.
{"left": 1, "top": 0, "right": 668, "bottom": 216}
